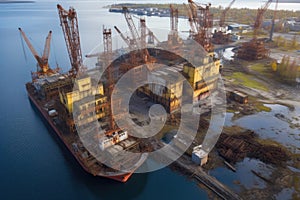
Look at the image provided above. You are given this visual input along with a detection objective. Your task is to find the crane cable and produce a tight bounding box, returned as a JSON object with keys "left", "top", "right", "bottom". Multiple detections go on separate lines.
{"left": 19, "top": 30, "right": 28, "bottom": 63}
{"left": 51, "top": 36, "right": 59, "bottom": 70}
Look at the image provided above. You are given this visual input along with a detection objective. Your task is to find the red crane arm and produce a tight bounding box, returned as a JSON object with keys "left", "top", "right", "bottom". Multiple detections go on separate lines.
{"left": 219, "top": 0, "right": 236, "bottom": 27}
{"left": 42, "top": 30, "right": 52, "bottom": 61}
{"left": 253, "top": 0, "right": 272, "bottom": 36}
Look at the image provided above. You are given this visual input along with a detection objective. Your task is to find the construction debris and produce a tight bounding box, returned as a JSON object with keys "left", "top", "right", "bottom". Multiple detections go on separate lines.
{"left": 216, "top": 131, "right": 290, "bottom": 166}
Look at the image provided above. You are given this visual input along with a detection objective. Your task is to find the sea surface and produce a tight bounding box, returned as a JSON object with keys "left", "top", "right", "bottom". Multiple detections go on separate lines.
{"left": 0, "top": 0, "right": 299, "bottom": 200}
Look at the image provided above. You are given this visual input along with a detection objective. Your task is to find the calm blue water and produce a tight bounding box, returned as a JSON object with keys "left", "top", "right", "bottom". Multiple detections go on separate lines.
{"left": 0, "top": 1, "right": 210, "bottom": 199}
{"left": 0, "top": 0, "right": 299, "bottom": 199}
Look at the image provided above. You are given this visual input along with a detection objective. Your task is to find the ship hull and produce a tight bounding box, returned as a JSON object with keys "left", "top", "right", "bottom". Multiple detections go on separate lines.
{"left": 27, "top": 88, "right": 143, "bottom": 183}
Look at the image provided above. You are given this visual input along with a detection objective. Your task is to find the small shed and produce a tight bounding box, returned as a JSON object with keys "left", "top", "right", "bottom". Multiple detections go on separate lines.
{"left": 229, "top": 90, "right": 248, "bottom": 104}
{"left": 192, "top": 145, "right": 208, "bottom": 166}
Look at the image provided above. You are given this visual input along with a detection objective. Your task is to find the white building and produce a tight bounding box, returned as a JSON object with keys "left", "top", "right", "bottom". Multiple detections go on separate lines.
{"left": 192, "top": 145, "right": 208, "bottom": 166}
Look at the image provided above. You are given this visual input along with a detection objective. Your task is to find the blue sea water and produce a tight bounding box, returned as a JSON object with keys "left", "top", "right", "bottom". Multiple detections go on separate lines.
{"left": 0, "top": 0, "right": 299, "bottom": 199}
{"left": 0, "top": 1, "right": 208, "bottom": 199}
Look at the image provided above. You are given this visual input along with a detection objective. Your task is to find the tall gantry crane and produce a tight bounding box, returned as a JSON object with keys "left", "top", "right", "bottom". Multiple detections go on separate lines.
{"left": 19, "top": 28, "right": 58, "bottom": 79}
{"left": 212, "top": 0, "right": 235, "bottom": 44}
{"left": 139, "top": 17, "right": 147, "bottom": 49}
{"left": 269, "top": 0, "right": 278, "bottom": 41}
{"left": 187, "top": 0, "right": 214, "bottom": 53}
{"left": 122, "top": 6, "right": 141, "bottom": 49}
{"left": 170, "top": 4, "right": 179, "bottom": 33}
{"left": 184, "top": 3, "right": 197, "bottom": 36}
{"left": 57, "top": 4, "right": 84, "bottom": 77}
{"left": 237, "top": 0, "right": 272, "bottom": 60}
{"left": 219, "top": 0, "right": 235, "bottom": 31}
{"left": 253, "top": 0, "right": 273, "bottom": 38}
{"left": 102, "top": 26, "right": 117, "bottom": 133}
{"left": 114, "top": 7, "right": 153, "bottom": 65}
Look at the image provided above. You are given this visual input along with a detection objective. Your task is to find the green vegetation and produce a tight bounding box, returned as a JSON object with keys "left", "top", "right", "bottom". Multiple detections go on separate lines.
{"left": 250, "top": 63, "right": 267, "bottom": 73}
{"left": 222, "top": 126, "right": 247, "bottom": 135}
{"left": 276, "top": 55, "right": 300, "bottom": 83}
{"left": 250, "top": 63, "right": 274, "bottom": 79}
{"left": 254, "top": 137, "right": 287, "bottom": 149}
{"left": 227, "top": 72, "right": 269, "bottom": 92}
{"left": 255, "top": 103, "right": 272, "bottom": 112}
{"left": 226, "top": 108, "right": 236, "bottom": 113}
{"left": 274, "top": 35, "right": 300, "bottom": 51}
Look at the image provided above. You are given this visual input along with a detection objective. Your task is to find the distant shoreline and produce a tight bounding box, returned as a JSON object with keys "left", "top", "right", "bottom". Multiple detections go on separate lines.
{"left": 0, "top": 0, "right": 35, "bottom": 3}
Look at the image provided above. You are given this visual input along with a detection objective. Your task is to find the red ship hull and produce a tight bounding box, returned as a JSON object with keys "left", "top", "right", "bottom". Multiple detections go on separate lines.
{"left": 27, "top": 89, "right": 141, "bottom": 183}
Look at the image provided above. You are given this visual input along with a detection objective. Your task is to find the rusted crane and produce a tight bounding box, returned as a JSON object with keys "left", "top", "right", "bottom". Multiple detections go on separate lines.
{"left": 237, "top": 0, "right": 272, "bottom": 60}
{"left": 115, "top": 7, "right": 153, "bottom": 65}
{"left": 269, "top": 0, "right": 278, "bottom": 41}
{"left": 170, "top": 4, "right": 179, "bottom": 33}
{"left": 102, "top": 26, "right": 117, "bottom": 133}
{"left": 19, "top": 28, "right": 57, "bottom": 79}
{"left": 139, "top": 17, "right": 147, "bottom": 49}
{"left": 253, "top": 0, "right": 273, "bottom": 38}
{"left": 187, "top": 0, "right": 214, "bottom": 53}
{"left": 212, "top": 0, "right": 235, "bottom": 44}
{"left": 57, "top": 4, "right": 84, "bottom": 76}
{"left": 219, "top": 0, "right": 235, "bottom": 30}
{"left": 122, "top": 7, "right": 141, "bottom": 49}
{"left": 103, "top": 27, "right": 112, "bottom": 59}
{"left": 184, "top": 3, "right": 197, "bottom": 36}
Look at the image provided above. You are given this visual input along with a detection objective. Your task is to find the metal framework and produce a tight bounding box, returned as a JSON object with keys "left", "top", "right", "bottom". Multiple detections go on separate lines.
{"left": 19, "top": 28, "right": 57, "bottom": 79}
{"left": 102, "top": 26, "right": 117, "bottom": 133}
{"left": 123, "top": 7, "right": 141, "bottom": 49}
{"left": 170, "top": 4, "right": 178, "bottom": 33}
{"left": 253, "top": 0, "right": 272, "bottom": 38}
{"left": 184, "top": 3, "right": 197, "bottom": 35}
{"left": 237, "top": 0, "right": 272, "bottom": 60}
{"left": 57, "top": 4, "right": 84, "bottom": 76}
{"left": 269, "top": 0, "right": 279, "bottom": 41}
{"left": 219, "top": 0, "right": 235, "bottom": 29}
{"left": 187, "top": 0, "right": 214, "bottom": 52}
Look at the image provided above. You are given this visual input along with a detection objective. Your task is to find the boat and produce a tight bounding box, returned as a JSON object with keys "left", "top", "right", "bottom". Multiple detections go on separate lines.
{"left": 20, "top": 4, "right": 148, "bottom": 182}
{"left": 25, "top": 73, "right": 147, "bottom": 183}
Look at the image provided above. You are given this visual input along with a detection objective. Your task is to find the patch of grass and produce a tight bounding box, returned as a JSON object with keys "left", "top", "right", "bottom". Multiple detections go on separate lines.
{"left": 254, "top": 138, "right": 285, "bottom": 149}
{"left": 222, "top": 126, "right": 246, "bottom": 135}
{"left": 255, "top": 103, "right": 272, "bottom": 112}
{"left": 229, "top": 72, "right": 269, "bottom": 92}
{"left": 226, "top": 108, "right": 236, "bottom": 113}
{"left": 250, "top": 63, "right": 267, "bottom": 73}
{"left": 247, "top": 96, "right": 272, "bottom": 112}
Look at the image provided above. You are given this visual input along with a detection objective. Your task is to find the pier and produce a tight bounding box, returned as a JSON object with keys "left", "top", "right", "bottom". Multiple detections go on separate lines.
{"left": 174, "top": 153, "right": 242, "bottom": 200}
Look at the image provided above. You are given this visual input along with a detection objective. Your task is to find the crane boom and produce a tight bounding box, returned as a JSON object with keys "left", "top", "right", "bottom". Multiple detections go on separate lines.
{"left": 219, "top": 0, "right": 235, "bottom": 28}
{"left": 269, "top": 0, "right": 278, "bottom": 41}
{"left": 253, "top": 0, "right": 272, "bottom": 37}
{"left": 114, "top": 26, "right": 131, "bottom": 47}
{"left": 19, "top": 28, "right": 40, "bottom": 60}
{"left": 57, "top": 4, "right": 83, "bottom": 76}
{"left": 42, "top": 30, "right": 52, "bottom": 61}
{"left": 122, "top": 7, "right": 140, "bottom": 49}
{"left": 184, "top": 3, "right": 197, "bottom": 34}
{"left": 18, "top": 27, "right": 51, "bottom": 74}
{"left": 170, "top": 4, "right": 178, "bottom": 32}
{"left": 188, "top": 0, "right": 199, "bottom": 32}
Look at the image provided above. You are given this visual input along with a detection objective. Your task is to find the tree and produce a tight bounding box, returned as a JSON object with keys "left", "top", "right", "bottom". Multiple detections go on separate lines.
{"left": 291, "top": 35, "right": 298, "bottom": 49}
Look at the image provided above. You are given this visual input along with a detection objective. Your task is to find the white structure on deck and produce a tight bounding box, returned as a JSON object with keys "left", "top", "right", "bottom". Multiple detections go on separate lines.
{"left": 192, "top": 145, "right": 208, "bottom": 166}
{"left": 99, "top": 131, "right": 128, "bottom": 150}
